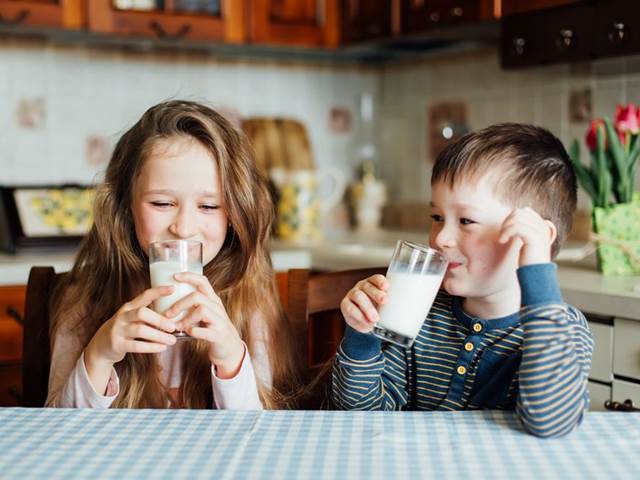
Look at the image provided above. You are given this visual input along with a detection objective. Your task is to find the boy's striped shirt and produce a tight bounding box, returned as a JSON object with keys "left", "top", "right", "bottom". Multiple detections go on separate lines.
{"left": 332, "top": 263, "right": 594, "bottom": 438}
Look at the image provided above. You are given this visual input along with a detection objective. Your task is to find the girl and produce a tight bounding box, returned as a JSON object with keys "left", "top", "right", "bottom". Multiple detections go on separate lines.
{"left": 46, "top": 100, "right": 300, "bottom": 409}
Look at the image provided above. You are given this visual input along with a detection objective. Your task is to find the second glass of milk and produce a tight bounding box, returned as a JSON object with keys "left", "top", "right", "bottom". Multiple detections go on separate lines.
{"left": 149, "top": 239, "right": 203, "bottom": 339}
{"left": 373, "top": 240, "right": 448, "bottom": 348}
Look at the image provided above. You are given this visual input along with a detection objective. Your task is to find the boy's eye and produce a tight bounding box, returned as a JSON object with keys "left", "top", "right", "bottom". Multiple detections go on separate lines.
{"left": 430, "top": 214, "right": 444, "bottom": 222}
{"left": 460, "top": 218, "right": 475, "bottom": 225}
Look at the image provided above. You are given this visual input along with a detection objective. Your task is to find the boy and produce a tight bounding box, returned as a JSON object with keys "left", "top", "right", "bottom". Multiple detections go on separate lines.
{"left": 332, "top": 123, "right": 593, "bottom": 438}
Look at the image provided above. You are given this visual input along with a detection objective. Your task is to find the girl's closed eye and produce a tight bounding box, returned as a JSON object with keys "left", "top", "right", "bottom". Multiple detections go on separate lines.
{"left": 150, "top": 201, "right": 173, "bottom": 208}
{"left": 200, "top": 204, "right": 220, "bottom": 211}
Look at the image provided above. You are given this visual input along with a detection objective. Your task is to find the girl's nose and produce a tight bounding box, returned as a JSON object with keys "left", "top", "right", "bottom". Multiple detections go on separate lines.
{"left": 168, "top": 207, "right": 197, "bottom": 239}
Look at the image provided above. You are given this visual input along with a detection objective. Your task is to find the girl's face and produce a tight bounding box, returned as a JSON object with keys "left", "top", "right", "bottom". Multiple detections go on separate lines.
{"left": 133, "top": 136, "right": 229, "bottom": 265}
{"left": 428, "top": 176, "right": 520, "bottom": 305}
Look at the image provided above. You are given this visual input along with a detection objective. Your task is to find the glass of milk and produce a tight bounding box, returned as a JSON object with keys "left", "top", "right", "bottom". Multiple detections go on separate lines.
{"left": 149, "top": 239, "right": 203, "bottom": 339}
{"left": 373, "top": 240, "right": 448, "bottom": 348}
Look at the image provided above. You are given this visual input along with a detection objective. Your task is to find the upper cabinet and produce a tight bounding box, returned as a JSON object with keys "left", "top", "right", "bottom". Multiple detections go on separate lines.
{"left": 501, "top": 0, "right": 640, "bottom": 69}
{"left": 87, "top": 0, "right": 248, "bottom": 42}
{"left": 249, "top": 0, "right": 393, "bottom": 48}
{"left": 0, "top": 0, "right": 84, "bottom": 29}
{"left": 401, "top": 0, "right": 498, "bottom": 35}
{"left": 502, "top": 0, "right": 582, "bottom": 16}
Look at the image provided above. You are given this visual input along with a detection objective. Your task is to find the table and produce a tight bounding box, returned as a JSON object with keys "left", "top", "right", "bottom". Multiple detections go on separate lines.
{"left": 0, "top": 409, "right": 639, "bottom": 479}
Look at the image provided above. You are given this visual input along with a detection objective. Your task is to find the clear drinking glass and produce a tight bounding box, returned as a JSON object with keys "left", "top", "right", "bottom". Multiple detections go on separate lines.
{"left": 149, "top": 239, "right": 203, "bottom": 339}
{"left": 373, "top": 240, "right": 448, "bottom": 348}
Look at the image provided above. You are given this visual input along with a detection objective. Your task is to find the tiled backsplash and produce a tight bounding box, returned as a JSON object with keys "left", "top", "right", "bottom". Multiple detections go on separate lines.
{"left": 0, "top": 39, "right": 378, "bottom": 186}
{"left": 378, "top": 49, "right": 640, "bottom": 212}
{"left": 2, "top": 40, "right": 640, "bottom": 218}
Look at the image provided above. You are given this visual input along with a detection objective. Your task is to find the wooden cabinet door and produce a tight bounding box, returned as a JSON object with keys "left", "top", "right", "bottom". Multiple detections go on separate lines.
{"left": 0, "top": 285, "right": 25, "bottom": 365}
{"left": 402, "top": 0, "right": 496, "bottom": 35}
{"left": 339, "top": 0, "right": 392, "bottom": 45}
{"left": 88, "top": 0, "right": 247, "bottom": 42}
{"left": 544, "top": 2, "right": 594, "bottom": 64}
{"left": 250, "top": 0, "right": 338, "bottom": 47}
{"left": 594, "top": 0, "right": 640, "bottom": 59}
{"left": 0, "top": 0, "right": 83, "bottom": 29}
{"left": 502, "top": 0, "right": 583, "bottom": 16}
{"left": 500, "top": 9, "right": 546, "bottom": 68}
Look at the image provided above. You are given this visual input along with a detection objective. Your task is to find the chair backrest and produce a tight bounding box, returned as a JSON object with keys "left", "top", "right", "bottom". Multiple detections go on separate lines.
{"left": 22, "top": 266, "right": 66, "bottom": 407}
{"left": 285, "top": 267, "right": 386, "bottom": 407}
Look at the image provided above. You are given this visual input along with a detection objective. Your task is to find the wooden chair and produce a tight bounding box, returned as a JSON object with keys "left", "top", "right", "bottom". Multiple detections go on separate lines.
{"left": 284, "top": 267, "right": 386, "bottom": 408}
{"left": 22, "top": 266, "right": 66, "bottom": 407}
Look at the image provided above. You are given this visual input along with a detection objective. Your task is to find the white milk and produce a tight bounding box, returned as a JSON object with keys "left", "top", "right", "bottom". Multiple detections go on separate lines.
{"left": 377, "top": 271, "right": 443, "bottom": 339}
{"left": 149, "top": 260, "right": 203, "bottom": 317}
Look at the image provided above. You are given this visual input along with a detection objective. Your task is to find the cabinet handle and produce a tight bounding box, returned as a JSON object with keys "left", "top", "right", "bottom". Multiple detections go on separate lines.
{"left": 556, "top": 29, "right": 574, "bottom": 50}
{"left": 604, "top": 399, "right": 640, "bottom": 412}
{"left": 608, "top": 22, "right": 626, "bottom": 45}
{"left": 149, "top": 21, "right": 192, "bottom": 39}
{"left": 450, "top": 7, "right": 464, "bottom": 17}
{"left": 0, "top": 9, "right": 29, "bottom": 25}
{"left": 6, "top": 307, "right": 23, "bottom": 326}
{"left": 511, "top": 37, "right": 526, "bottom": 56}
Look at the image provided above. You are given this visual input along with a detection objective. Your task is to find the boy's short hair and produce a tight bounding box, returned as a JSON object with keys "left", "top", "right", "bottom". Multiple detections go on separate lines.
{"left": 432, "top": 123, "right": 577, "bottom": 258}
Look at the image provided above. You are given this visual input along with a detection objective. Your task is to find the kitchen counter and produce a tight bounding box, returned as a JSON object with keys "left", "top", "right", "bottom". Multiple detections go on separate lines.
{"left": 2, "top": 229, "right": 639, "bottom": 320}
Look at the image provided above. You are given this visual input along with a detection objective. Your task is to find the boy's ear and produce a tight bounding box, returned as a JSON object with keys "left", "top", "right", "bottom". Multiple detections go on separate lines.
{"left": 544, "top": 220, "right": 558, "bottom": 245}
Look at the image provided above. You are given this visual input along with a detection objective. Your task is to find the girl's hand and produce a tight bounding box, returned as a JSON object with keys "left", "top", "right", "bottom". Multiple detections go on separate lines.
{"left": 85, "top": 286, "right": 178, "bottom": 369}
{"left": 498, "top": 207, "right": 557, "bottom": 267}
{"left": 340, "top": 274, "right": 389, "bottom": 334}
{"left": 166, "top": 273, "right": 245, "bottom": 379}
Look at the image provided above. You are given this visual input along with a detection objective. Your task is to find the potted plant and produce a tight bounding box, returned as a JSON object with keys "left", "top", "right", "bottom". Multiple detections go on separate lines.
{"left": 569, "top": 104, "right": 640, "bottom": 275}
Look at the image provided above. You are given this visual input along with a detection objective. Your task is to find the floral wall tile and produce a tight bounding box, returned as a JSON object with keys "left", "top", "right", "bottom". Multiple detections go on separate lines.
{"left": 16, "top": 97, "right": 46, "bottom": 130}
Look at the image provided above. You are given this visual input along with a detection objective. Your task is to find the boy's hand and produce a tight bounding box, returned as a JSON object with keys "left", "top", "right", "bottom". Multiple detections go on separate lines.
{"left": 498, "top": 207, "right": 557, "bottom": 267}
{"left": 340, "top": 274, "right": 389, "bottom": 333}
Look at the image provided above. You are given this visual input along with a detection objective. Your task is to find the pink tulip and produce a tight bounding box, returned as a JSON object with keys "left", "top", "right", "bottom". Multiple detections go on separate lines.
{"left": 614, "top": 104, "right": 640, "bottom": 134}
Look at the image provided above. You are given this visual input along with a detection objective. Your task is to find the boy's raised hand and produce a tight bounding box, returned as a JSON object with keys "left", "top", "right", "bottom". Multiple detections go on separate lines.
{"left": 165, "top": 272, "right": 246, "bottom": 379}
{"left": 341, "top": 274, "right": 389, "bottom": 333}
{"left": 498, "top": 207, "right": 557, "bottom": 267}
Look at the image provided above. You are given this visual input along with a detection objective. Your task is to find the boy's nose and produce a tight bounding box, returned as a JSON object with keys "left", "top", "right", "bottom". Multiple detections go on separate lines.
{"left": 169, "top": 208, "right": 198, "bottom": 238}
{"left": 432, "top": 224, "right": 456, "bottom": 249}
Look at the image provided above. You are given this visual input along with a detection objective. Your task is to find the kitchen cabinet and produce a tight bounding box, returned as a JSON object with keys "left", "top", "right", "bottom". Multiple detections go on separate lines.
{"left": 0, "top": 0, "right": 83, "bottom": 29}
{"left": 501, "top": 0, "right": 640, "bottom": 69}
{"left": 339, "top": 0, "right": 392, "bottom": 45}
{"left": 502, "top": 0, "right": 582, "bottom": 16}
{"left": 401, "top": 0, "right": 498, "bottom": 35}
{"left": 0, "top": 285, "right": 25, "bottom": 407}
{"left": 87, "top": 0, "right": 248, "bottom": 42}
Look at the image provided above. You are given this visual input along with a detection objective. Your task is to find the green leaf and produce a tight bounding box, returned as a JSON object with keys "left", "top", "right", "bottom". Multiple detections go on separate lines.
{"left": 604, "top": 118, "right": 630, "bottom": 202}
{"left": 596, "top": 126, "right": 612, "bottom": 207}
{"left": 568, "top": 140, "right": 598, "bottom": 202}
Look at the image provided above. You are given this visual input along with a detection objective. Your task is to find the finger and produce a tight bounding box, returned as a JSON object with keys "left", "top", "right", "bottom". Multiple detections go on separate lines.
{"left": 123, "top": 286, "right": 175, "bottom": 311}
{"left": 135, "top": 307, "right": 177, "bottom": 333}
{"left": 340, "top": 297, "right": 372, "bottom": 331}
{"left": 176, "top": 304, "right": 214, "bottom": 331}
{"left": 126, "top": 323, "right": 177, "bottom": 346}
{"left": 360, "top": 282, "right": 388, "bottom": 306}
{"left": 368, "top": 274, "right": 389, "bottom": 291}
{"left": 185, "top": 326, "right": 214, "bottom": 343}
{"left": 348, "top": 289, "right": 379, "bottom": 324}
{"left": 173, "top": 272, "right": 216, "bottom": 297}
{"left": 124, "top": 339, "right": 170, "bottom": 354}
{"left": 164, "top": 291, "right": 209, "bottom": 319}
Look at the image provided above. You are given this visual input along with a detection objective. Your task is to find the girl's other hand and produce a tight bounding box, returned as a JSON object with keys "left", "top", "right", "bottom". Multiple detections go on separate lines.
{"left": 85, "top": 286, "right": 178, "bottom": 369}
{"left": 165, "top": 272, "right": 245, "bottom": 379}
{"left": 340, "top": 274, "right": 389, "bottom": 334}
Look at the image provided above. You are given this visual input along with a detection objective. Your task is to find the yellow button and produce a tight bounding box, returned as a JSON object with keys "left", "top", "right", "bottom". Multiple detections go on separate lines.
{"left": 473, "top": 323, "right": 482, "bottom": 333}
{"left": 464, "top": 342, "right": 474, "bottom": 352}
{"left": 457, "top": 366, "right": 467, "bottom": 375}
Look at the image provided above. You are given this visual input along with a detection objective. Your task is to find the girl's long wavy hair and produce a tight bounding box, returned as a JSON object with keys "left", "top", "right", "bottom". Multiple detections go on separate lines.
{"left": 50, "top": 100, "right": 301, "bottom": 409}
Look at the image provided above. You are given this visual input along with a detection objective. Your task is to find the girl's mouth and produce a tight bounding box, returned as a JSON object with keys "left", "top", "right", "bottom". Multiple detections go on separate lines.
{"left": 447, "top": 262, "right": 462, "bottom": 270}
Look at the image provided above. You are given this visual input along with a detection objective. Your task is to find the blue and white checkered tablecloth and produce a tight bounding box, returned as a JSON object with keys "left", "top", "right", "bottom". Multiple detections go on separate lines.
{"left": 0, "top": 408, "right": 638, "bottom": 479}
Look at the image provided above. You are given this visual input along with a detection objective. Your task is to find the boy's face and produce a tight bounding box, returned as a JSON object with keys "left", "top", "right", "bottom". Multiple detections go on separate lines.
{"left": 429, "top": 175, "right": 520, "bottom": 302}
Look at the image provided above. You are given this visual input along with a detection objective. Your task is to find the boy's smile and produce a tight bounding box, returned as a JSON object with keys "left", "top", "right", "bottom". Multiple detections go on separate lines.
{"left": 428, "top": 175, "right": 522, "bottom": 319}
